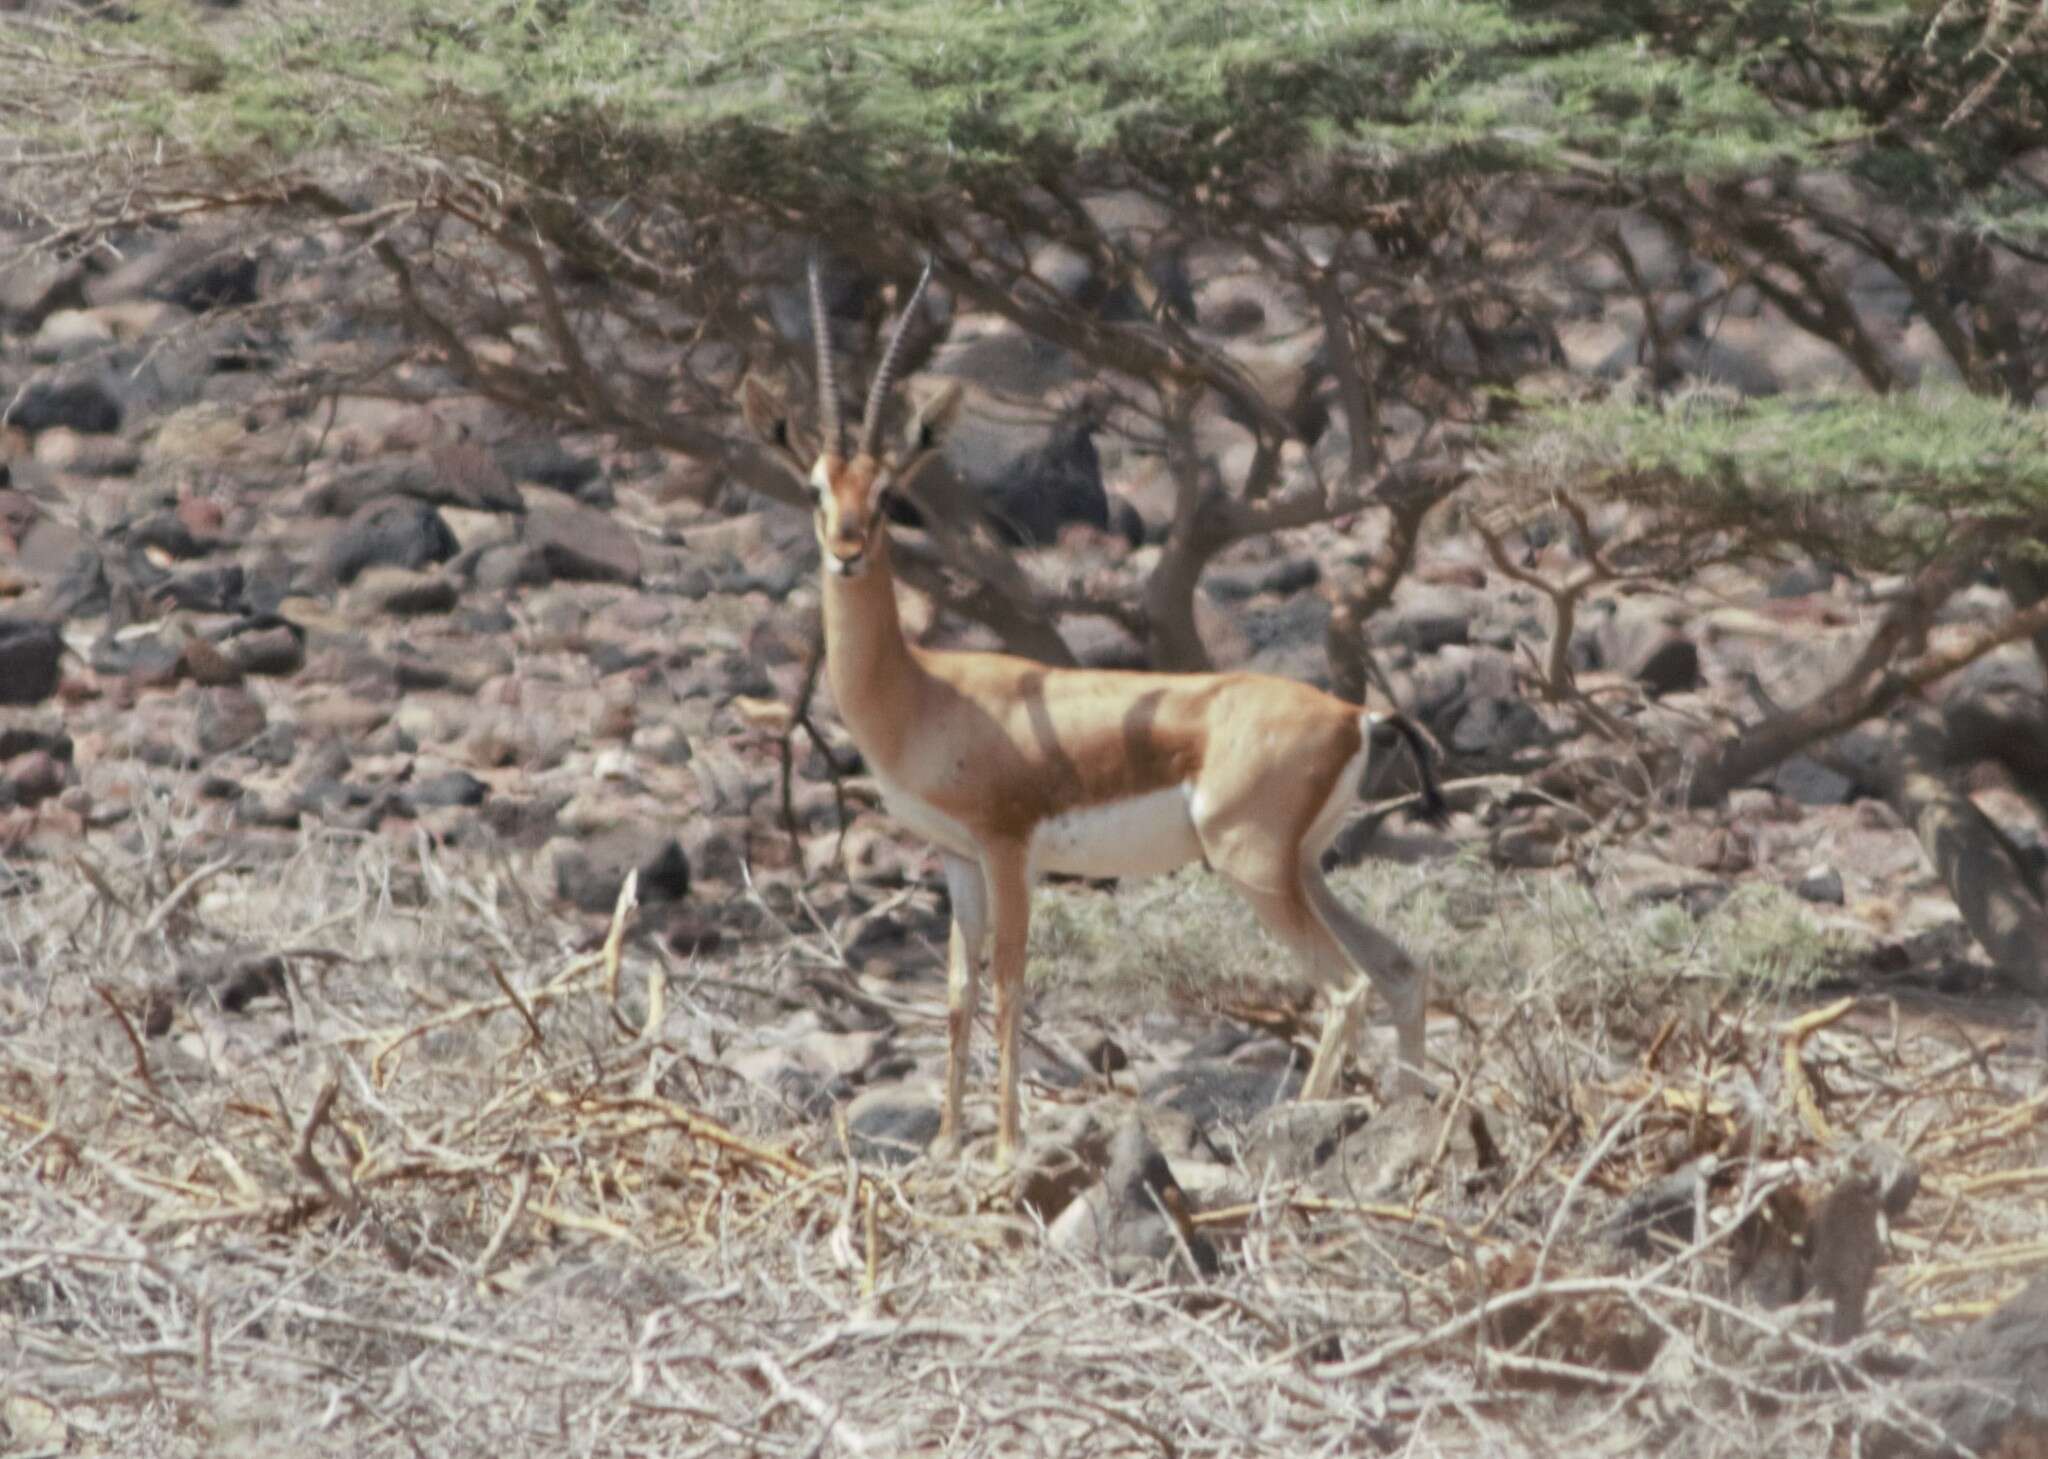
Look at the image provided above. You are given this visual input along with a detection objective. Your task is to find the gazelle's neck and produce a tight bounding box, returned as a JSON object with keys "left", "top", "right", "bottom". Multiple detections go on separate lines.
{"left": 820, "top": 534, "right": 919, "bottom": 742}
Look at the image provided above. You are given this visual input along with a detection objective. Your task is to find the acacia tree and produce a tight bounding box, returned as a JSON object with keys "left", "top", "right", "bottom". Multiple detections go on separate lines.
{"left": 1492, "top": 389, "right": 2048, "bottom": 991}
{"left": 1, "top": 0, "right": 1830, "bottom": 686}
{"left": 7, "top": 0, "right": 2048, "bottom": 982}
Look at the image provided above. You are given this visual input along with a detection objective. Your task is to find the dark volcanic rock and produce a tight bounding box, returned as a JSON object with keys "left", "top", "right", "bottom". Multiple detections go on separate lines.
{"left": 1450, "top": 695, "right": 1547, "bottom": 758}
{"left": 1, "top": 748, "right": 70, "bottom": 808}
{"left": 310, "top": 446, "right": 525, "bottom": 517}
{"left": 405, "top": 769, "right": 489, "bottom": 810}
{"left": 172, "top": 952, "right": 288, "bottom": 1015}
{"left": 0, "top": 254, "right": 86, "bottom": 330}
{"left": 552, "top": 828, "right": 690, "bottom": 914}
{"left": 1047, "top": 1117, "right": 1218, "bottom": 1279}
{"left": 1607, "top": 1161, "right": 1710, "bottom": 1256}
{"left": 0, "top": 631, "right": 53, "bottom": 695}
{"left": 844, "top": 1085, "right": 943, "bottom": 1167}
{"left": 1375, "top": 582, "right": 1478, "bottom": 653}
{"left": 497, "top": 439, "right": 602, "bottom": 497}
{"left": 1633, "top": 634, "right": 1701, "bottom": 696}
{"left": 1774, "top": 755, "right": 1857, "bottom": 806}
{"left": 146, "top": 562, "right": 246, "bottom": 614}
{"left": 322, "top": 496, "right": 460, "bottom": 586}
{"left": 0, "top": 618, "right": 64, "bottom": 705}
{"left": 522, "top": 490, "right": 641, "bottom": 584}
{"left": 1143, "top": 1055, "right": 1302, "bottom": 1129}
{"left": 6, "top": 378, "right": 121, "bottom": 435}
{"left": 87, "top": 235, "right": 260, "bottom": 314}
{"left": 128, "top": 511, "right": 207, "bottom": 561}
{"left": 469, "top": 542, "right": 553, "bottom": 592}
{"left": 0, "top": 722, "right": 71, "bottom": 763}
{"left": 220, "top": 622, "right": 305, "bottom": 678}
{"left": 90, "top": 629, "right": 182, "bottom": 685}
{"left": 980, "top": 413, "right": 1109, "bottom": 547}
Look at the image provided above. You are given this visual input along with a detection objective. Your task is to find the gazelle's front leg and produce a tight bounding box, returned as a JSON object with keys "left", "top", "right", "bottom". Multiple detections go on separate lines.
{"left": 938, "top": 853, "right": 988, "bottom": 1151}
{"left": 983, "top": 842, "right": 1034, "bottom": 1164}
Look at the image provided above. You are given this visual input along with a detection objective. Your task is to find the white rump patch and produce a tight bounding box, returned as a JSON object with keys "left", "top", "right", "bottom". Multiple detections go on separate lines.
{"left": 1031, "top": 785, "right": 1204, "bottom": 880}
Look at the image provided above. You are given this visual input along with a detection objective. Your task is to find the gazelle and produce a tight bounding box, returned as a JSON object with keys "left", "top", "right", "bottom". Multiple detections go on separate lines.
{"left": 743, "top": 257, "right": 1444, "bottom": 1164}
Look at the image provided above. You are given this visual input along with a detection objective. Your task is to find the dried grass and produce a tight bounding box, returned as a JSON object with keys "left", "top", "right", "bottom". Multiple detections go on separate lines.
{"left": 3, "top": 809, "right": 2045, "bottom": 1457}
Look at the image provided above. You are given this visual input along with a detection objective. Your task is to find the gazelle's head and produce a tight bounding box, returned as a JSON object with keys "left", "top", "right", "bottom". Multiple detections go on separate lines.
{"left": 743, "top": 256, "right": 963, "bottom": 579}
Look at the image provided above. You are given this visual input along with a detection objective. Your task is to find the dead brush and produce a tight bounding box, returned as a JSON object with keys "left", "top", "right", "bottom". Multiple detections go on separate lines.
{"left": 2, "top": 805, "right": 2046, "bottom": 1456}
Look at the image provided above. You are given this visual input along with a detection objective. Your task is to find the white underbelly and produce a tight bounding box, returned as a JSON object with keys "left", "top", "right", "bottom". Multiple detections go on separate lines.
{"left": 1031, "top": 785, "right": 1204, "bottom": 880}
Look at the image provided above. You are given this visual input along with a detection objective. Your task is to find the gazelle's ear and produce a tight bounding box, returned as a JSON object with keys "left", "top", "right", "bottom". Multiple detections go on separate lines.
{"left": 740, "top": 373, "right": 784, "bottom": 442}
{"left": 904, "top": 380, "right": 965, "bottom": 456}
{"left": 742, "top": 374, "right": 805, "bottom": 474}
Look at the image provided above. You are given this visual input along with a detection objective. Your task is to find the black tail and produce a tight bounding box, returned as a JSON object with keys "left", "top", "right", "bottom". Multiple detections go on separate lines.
{"left": 1376, "top": 713, "right": 1448, "bottom": 826}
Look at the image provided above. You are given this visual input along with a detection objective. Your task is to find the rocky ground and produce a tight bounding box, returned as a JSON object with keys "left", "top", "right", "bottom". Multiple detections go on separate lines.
{"left": 4, "top": 224, "right": 2048, "bottom": 1455}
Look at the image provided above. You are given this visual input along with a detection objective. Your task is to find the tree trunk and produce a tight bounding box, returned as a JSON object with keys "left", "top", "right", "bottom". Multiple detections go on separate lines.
{"left": 1996, "top": 552, "right": 2048, "bottom": 678}
{"left": 1870, "top": 712, "right": 2048, "bottom": 997}
{"left": 1323, "top": 469, "right": 1457, "bottom": 706}
{"left": 1142, "top": 526, "right": 1219, "bottom": 673}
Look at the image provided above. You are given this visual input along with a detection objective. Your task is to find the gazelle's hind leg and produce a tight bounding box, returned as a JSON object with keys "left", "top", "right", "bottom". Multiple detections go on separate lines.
{"left": 1209, "top": 842, "right": 1430, "bottom": 1099}
{"left": 1302, "top": 867, "right": 1429, "bottom": 1097}
{"left": 1213, "top": 874, "right": 1401, "bottom": 1099}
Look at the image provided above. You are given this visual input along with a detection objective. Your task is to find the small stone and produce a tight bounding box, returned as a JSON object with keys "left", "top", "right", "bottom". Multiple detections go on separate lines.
{"left": 176, "top": 497, "right": 226, "bottom": 538}
{"left": 195, "top": 687, "right": 267, "bottom": 756}
{"left": 244, "top": 723, "right": 297, "bottom": 767}
{"left": 1774, "top": 756, "right": 1856, "bottom": 806}
{"left": 521, "top": 487, "right": 640, "bottom": 584}
{"left": 1632, "top": 634, "right": 1701, "bottom": 697}
{"left": 1142, "top": 1057, "right": 1302, "bottom": 1129}
{"left": 1047, "top": 1117, "right": 1217, "bottom": 1279}
{"left": 550, "top": 828, "right": 691, "bottom": 914}
{"left": 844, "top": 1085, "right": 943, "bottom": 1167}
{"left": 348, "top": 566, "right": 459, "bottom": 616}
{"left": 322, "top": 496, "right": 460, "bottom": 586}
{"left": 30, "top": 310, "right": 115, "bottom": 361}
{"left": 1607, "top": 1161, "right": 1711, "bottom": 1256}
{"left": 1769, "top": 560, "right": 1836, "bottom": 599}
{"left": 470, "top": 542, "right": 552, "bottom": 592}
{"left": 33, "top": 428, "right": 140, "bottom": 475}
{"left": 7, "top": 377, "right": 120, "bottom": 434}
{"left": 0, "top": 618, "right": 63, "bottom": 705}
{"left": 1796, "top": 864, "right": 1846, "bottom": 905}
{"left": 222, "top": 624, "right": 304, "bottom": 678}
{"left": 406, "top": 769, "right": 488, "bottom": 809}
{"left": 178, "top": 634, "right": 243, "bottom": 687}
{"left": 1, "top": 749, "right": 69, "bottom": 808}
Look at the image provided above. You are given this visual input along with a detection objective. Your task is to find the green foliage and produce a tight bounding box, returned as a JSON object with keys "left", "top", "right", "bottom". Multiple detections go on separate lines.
{"left": 1521, "top": 0, "right": 2048, "bottom": 234}
{"left": 1495, "top": 389, "right": 2048, "bottom": 569}
{"left": 30, "top": 0, "right": 1858, "bottom": 206}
